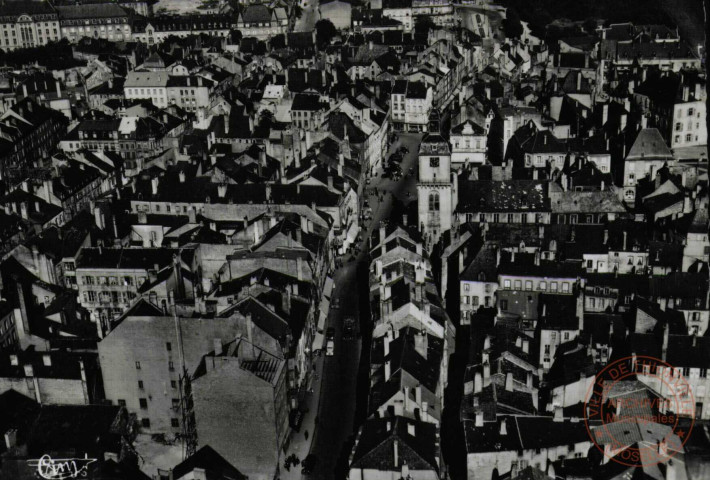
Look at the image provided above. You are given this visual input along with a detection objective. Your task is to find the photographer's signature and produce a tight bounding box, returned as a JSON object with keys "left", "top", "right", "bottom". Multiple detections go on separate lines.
{"left": 27, "top": 454, "right": 97, "bottom": 479}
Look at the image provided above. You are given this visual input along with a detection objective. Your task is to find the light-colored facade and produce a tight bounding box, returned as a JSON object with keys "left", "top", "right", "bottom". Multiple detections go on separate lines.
{"left": 417, "top": 134, "right": 456, "bottom": 246}
{"left": 56, "top": 5, "right": 132, "bottom": 43}
{"left": 0, "top": 3, "right": 60, "bottom": 51}
{"left": 98, "top": 310, "right": 246, "bottom": 433}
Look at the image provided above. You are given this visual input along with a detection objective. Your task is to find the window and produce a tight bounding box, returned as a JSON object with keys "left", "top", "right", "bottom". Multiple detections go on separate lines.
{"left": 507, "top": 213, "right": 514, "bottom": 223}
{"left": 135, "top": 361, "right": 141, "bottom": 369}
{"left": 500, "top": 299, "right": 508, "bottom": 310}
{"left": 141, "top": 418, "right": 150, "bottom": 428}
{"left": 686, "top": 134, "right": 692, "bottom": 142}
{"left": 117, "top": 399, "right": 126, "bottom": 407}
{"left": 570, "top": 214, "right": 578, "bottom": 224}
{"left": 138, "top": 381, "right": 144, "bottom": 389}
{"left": 688, "top": 108, "right": 695, "bottom": 116}
{"left": 544, "top": 345, "right": 550, "bottom": 354}
{"left": 171, "top": 418, "right": 179, "bottom": 428}
{"left": 551, "top": 282, "right": 558, "bottom": 292}
{"left": 514, "top": 280, "right": 522, "bottom": 290}
{"left": 429, "top": 157, "right": 439, "bottom": 167}
{"left": 504, "top": 279, "right": 511, "bottom": 289}
{"left": 675, "top": 122, "right": 683, "bottom": 131}
{"left": 166, "top": 342, "right": 172, "bottom": 351}
{"left": 564, "top": 332, "right": 570, "bottom": 340}
{"left": 472, "top": 296, "right": 479, "bottom": 306}
{"left": 169, "top": 361, "right": 175, "bottom": 371}
{"left": 479, "top": 213, "right": 486, "bottom": 223}
{"left": 171, "top": 380, "right": 177, "bottom": 389}
{"left": 139, "top": 398, "right": 148, "bottom": 409}
{"left": 562, "top": 282, "right": 570, "bottom": 293}
{"left": 539, "top": 281, "right": 547, "bottom": 291}
{"left": 428, "top": 192, "right": 440, "bottom": 211}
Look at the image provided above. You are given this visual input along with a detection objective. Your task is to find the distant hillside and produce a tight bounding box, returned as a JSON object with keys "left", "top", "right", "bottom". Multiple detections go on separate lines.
{"left": 498, "top": 0, "right": 675, "bottom": 36}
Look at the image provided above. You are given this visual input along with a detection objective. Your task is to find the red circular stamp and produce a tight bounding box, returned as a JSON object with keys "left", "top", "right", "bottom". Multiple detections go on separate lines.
{"left": 583, "top": 356, "right": 695, "bottom": 467}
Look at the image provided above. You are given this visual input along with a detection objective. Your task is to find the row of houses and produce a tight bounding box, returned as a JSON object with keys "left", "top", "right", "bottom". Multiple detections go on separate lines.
{"left": 348, "top": 222, "right": 455, "bottom": 479}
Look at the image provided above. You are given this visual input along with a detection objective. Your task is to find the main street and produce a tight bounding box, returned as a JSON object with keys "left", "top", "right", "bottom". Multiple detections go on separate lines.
{"left": 302, "top": 133, "right": 423, "bottom": 479}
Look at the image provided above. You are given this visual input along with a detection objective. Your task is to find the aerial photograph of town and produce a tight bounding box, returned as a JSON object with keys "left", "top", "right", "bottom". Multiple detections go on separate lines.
{"left": 0, "top": 0, "right": 707, "bottom": 478}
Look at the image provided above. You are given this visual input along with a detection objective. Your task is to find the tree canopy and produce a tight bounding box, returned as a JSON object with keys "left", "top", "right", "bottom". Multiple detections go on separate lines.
{"left": 414, "top": 16, "right": 436, "bottom": 36}
{"left": 315, "top": 19, "right": 337, "bottom": 48}
{"left": 502, "top": 7, "right": 523, "bottom": 39}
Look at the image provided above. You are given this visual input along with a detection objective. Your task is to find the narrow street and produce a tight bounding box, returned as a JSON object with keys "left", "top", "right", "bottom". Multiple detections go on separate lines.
{"left": 294, "top": 133, "right": 423, "bottom": 479}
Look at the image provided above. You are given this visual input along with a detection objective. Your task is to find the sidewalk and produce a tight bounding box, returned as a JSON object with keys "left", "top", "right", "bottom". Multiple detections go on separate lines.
{"left": 280, "top": 335, "right": 326, "bottom": 479}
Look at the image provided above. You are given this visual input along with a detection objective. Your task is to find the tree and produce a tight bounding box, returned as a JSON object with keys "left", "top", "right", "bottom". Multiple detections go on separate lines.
{"left": 315, "top": 19, "right": 337, "bottom": 48}
{"left": 502, "top": 7, "right": 524, "bottom": 39}
{"left": 414, "top": 16, "right": 436, "bottom": 36}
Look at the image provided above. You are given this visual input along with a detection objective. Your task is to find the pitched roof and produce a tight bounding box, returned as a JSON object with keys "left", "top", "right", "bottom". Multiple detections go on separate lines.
{"left": 626, "top": 128, "right": 674, "bottom": 161}
{"left": 350, "top": 416, "right": 439, "bottom": 472}
{"left": 172, "top": 445, "right": 247, "bottom": 480}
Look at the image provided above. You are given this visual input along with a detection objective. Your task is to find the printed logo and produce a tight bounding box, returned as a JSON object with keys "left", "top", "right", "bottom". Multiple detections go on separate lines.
{"left": 27, "top": 454, "right": 97, "bottom": 479}
{"left": 584, "top": 356, "right": 695, "bottom": 467}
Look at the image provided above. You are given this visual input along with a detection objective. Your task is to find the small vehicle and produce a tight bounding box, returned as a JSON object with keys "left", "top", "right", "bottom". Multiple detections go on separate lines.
{"left": 301, "top": 454, "right": 318, "bottom": 474}
{"left": 343, "top": 316, "right": 357, "bottom": 340}
{"left": 326, "top": 339, "right": 335, "bottom": 356}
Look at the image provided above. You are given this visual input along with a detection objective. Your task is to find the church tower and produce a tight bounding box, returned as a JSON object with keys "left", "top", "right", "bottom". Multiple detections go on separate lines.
{"left": 417, "top": 109, "right": 457, "bottom": 248}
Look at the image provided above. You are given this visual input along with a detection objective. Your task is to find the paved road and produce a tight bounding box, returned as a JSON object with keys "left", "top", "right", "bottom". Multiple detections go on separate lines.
{"left": 294, "top": 0, "right": 319, "bottom": 32}
{"left": 303, "top": 133, "right": 423, "bottom": 479}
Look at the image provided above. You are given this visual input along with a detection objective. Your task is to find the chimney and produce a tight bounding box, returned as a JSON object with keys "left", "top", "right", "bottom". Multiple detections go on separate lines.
{"left": 384, "top": 360, "right": 391, "bottom": 381}
{"left": 414, "top": 331, "right": 428, "bottom": 359}
{"left": 526, "top": 370, "right": 533, "bottom": 389}
{"left": 151, "top": 177, "right": 159, "bottom": 196}
{"left": 217, "top": 184, "right": 227, "bottom": 198}
{"left": 602, "top": 104, "right": 608, "bottom": 125}
{"left": 499, "top": 418, "right": 507, "bottom": 435}
{"left": 42, "top": 355, "right": 51, "bottom": 367}
{"left": 94, "top": 205, "right": 105, "bottom": 230}
{"left": 19, "top": 202, "right": 27, "bottom": 220}
{"left": 402, "top": 214, "right": 408, "bottom": 226}
{"left": 483, "top": 361, "right": 491, "bottom": 387}
{"left": 213, "top": 338, "right": 223, "bottom": 356}
{"left": 475, "top": 412, "right": 484, "bottom": 427}
{"left": 553, "top": 406, "right": 564, "bottom": 422}
{"left": 55, "top": 80, "right": 61, "bottom": 98}
{"left": 662, "top": 322, "right": 669, "bottom": 362}
{"left": 4, "top": 429, "right": 17, "bottom": 450}
{"left": 522, "top": 339, "right": 529, "bottom": 354}
{"left": 297, "top": 257, "right": 304, "bottom": 281}
{"left": 683, "top": 85, "right": 689, "bottom": 102}
{"left": 15, "top": 281, "right": 29, "bottom": 334}
{"left": 474, "top": 371, "right": 483, "bottom": 393}
{"left": 623, "top": 231, "right": 628, "bottom": 251}
{"left": 179, "top": 171, "right": 186, "bottom": 183}
{"left": 505, "top": 372, "right": 514, "bottom": 391}
{"left": 138, "top": 211, "right": 147, "bottom": 224}
{"left": 393, "top": 439, "right": 399, "bottom": 467}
